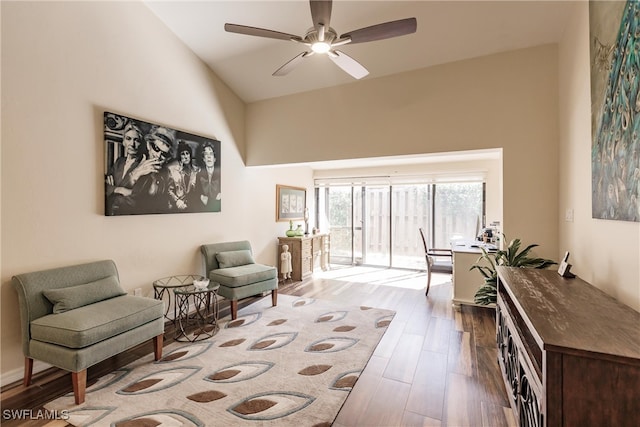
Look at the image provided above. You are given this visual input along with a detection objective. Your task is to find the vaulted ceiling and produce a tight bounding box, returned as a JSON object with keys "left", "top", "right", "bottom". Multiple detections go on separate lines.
{"left": 145, "top": 0, "right": 576, "bottom": 103}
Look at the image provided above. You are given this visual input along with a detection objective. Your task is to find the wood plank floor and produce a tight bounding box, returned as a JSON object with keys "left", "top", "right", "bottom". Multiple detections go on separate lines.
{"left": 1, "top": 266, "right": 516, "bottom": 427}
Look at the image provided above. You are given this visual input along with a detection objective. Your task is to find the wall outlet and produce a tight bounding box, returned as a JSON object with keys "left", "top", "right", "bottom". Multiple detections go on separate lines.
{"left": 565, "top": 208, "right": 574, "bottom": 222}
{"left": 133, "top": 288, "right": 142, "bottom": 297}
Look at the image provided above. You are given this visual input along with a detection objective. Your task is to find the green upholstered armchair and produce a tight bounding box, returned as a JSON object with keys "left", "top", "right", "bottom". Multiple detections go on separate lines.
{"left": 201, "top": 241, "right": 278, "bottom": 320}
{"left": 11, "top": 260, "right": 164, "bottom": 404}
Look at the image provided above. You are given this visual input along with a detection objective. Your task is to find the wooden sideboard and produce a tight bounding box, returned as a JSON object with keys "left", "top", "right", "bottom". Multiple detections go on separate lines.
{"left": 496, "top": 267, "right": 640, "bottom": 426}
{"left": 278, "top": 234, "right": 329, "bottom": 281}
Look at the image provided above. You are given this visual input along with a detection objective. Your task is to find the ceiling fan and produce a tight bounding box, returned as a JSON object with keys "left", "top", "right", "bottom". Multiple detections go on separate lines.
{"left": 224, "top": 0, "right": 417, "bottom": 80}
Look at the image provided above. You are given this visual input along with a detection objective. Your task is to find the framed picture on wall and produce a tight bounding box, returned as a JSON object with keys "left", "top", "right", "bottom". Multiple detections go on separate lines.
{"left": 276, "top": 184, "right": 306, "bottom": 221}
{"left": 104, "top": 111, "right": 221, "bottom": 216}
{"left": 589, "top": 1, "right": 639, "bottom": 222}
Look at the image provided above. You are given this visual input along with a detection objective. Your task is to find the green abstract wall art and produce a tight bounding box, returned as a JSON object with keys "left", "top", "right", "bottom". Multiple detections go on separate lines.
{"left": 590, "top": 0, "right": 640, "bottom": 222}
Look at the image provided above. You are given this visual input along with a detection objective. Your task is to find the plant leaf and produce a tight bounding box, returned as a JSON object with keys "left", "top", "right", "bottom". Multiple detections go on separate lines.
{"left": 474, "top": 283, "right": 497, "bottom": 305}
{"left": 471, "top": 235, "right": 557, "bottom": 305}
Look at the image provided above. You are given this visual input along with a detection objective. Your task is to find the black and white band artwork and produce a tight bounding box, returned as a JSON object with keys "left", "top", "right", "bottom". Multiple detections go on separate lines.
{"left": 104, "top": 111, "right": 221, "bottom": 216}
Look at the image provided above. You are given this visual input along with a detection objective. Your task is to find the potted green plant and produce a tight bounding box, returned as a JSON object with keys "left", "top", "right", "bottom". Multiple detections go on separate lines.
{"left": 471, "top": 236, "right": 557, "bottom": 305}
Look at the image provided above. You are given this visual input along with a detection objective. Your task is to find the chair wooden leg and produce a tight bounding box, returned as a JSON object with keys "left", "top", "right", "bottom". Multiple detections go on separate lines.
{"left": 230, "top": 300, "right": 238, "bottom": 320}
{"left": 153, "top": 334, "right": 163, "bottom": 360}
{"left": 271, "top": 289, "right": 278, "bottom": 307}
{"left": 72, "top": 369, "right": 87, "bottom": 405}
{"left": 23, "top": 357, "right": 33, "bottom": 387}
{"left": 425, "top": 271, "right": 432, "bottom": 296}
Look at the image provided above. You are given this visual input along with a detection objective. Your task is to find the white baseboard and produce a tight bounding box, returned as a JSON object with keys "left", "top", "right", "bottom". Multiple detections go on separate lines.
{"left": 1, "top": 360, "right": 53, "bottom": 387}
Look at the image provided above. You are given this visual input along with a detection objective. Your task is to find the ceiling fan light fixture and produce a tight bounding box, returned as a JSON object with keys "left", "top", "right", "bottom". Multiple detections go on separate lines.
{"left": 311, "top": 41, "right": 331, "bottom": 54}
{"left": 224, "top": 0, "right": 417, "bottom": 79}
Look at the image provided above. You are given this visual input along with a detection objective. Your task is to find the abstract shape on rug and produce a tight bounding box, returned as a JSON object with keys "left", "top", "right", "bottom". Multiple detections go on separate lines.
{"left": 306, "top": 337, "right": 359, "bottom": 353}
{"left": 249, "top": 331, "right": 298, "bottom": 350}
{"left": 46, "top": 294, "right": 395, "bottom": 426}
{"left": 159, "top": 342, "right": 213, "bottom": 362}
{"left": 118, "top": 366, "right": 201, "bottom": 395}
{"left": 112, "top": 409, "right": 203, "bottom": 426}
{"left": 331, "top": 370, "right": 361, "bottom": 391}
{"left": 228, "top": 391, "right": 315, "bottom": 420}
{"left": 206, "top": 361, "right": 274, "bottom": 383}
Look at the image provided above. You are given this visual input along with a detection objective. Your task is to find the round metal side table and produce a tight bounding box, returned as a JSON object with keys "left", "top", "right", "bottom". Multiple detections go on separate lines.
{"left": 153, "top": 274, "right": 206, "bottom": 323}
{"left": 173, "top": 282, "right": 220, "bottom": 342}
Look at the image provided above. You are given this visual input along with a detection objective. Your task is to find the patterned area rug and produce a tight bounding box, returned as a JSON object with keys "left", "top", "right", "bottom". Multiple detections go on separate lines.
{"left": 45, "top": 294, "right": 395, "bottom": 426}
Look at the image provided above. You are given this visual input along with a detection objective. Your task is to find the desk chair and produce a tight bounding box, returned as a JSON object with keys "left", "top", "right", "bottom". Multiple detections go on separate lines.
{"left": 419, "top": 227, "right": 453, "bottom": 296}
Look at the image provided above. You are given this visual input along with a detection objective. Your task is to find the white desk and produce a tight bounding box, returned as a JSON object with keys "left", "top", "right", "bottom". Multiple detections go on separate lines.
{"left": 451, "top": 241, "right": 497, "bottom": 309}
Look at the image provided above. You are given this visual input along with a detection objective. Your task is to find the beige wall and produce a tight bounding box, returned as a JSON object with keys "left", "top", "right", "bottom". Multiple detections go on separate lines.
{"left": 558, "top": 2, "right": 640, "bottom": 311}
{"left": 0, "top": 1, "right": 313, "bottom": 382}
{"left": 247, "top": 46, "right": 560, "bottom": 262}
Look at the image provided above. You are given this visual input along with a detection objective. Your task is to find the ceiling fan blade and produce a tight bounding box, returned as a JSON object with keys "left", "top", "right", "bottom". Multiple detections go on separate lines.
{"left": 225, "top": 23, "right": 301, "bottom": 42}
{"left": 329, "top": 50, "right": 369, "bottom": 79}
{"left": 273, "top": 52, "right": 312, "bottom": 76}
{"left": 310, "top": 0, "right": 332, "bottom": 32}
{"left": 340, "top": 17, "right": 417, "bottom": 44}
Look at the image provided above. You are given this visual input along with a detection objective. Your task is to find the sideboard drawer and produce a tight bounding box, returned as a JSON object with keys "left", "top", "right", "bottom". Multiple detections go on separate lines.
{"left": 301, "top": 239, "right": 312, "bottom": 256}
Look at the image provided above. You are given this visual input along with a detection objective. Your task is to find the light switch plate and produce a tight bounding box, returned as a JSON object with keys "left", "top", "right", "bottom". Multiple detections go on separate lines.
{"left": 565, "top": 208, "right": 574, "bottom": 222}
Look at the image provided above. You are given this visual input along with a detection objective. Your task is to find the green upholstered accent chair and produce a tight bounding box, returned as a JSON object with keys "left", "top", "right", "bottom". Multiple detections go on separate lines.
{"left": 12, "top": 260, "right": 165, "bottom": 404}
{"left": 201, "top": 241, "right": 278, "bottom": 320}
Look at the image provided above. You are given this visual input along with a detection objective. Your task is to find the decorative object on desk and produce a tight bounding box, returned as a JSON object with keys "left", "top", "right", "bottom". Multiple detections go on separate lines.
{"left": 557, "top": 251, "right": 576, "bottom": 278}
{"left": 304, "top": 207, "right": 310, "bottom": 235}
{"left": 45, "top": 294, "right": 395, "bottom": 427}
{"left": 589, "top": 1, "right": 639, "bottom": 222}
{"left": 471, "top": 235, "right": 557, "bottom": 305}
{"left": 104, "top": 111, "right": 221, "bottom": 216}
{"left": 295, "top": 224, "right": 304, "bottom": 236}
{"left": 286, "top": 220, "right": 297, "bottom": 237}
{"left": 193, "top": 278, "right": 210, "bottom": 290}
{"left": 276, "top": 184, "right": 306, "bottom": 221}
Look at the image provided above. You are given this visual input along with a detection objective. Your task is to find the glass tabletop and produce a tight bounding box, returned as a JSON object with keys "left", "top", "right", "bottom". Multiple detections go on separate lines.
{"left": 173, "top": 282, "right": 220, "bottom": 295}
{"left": 153, "top": 274, "right": 205, "bottom": 289}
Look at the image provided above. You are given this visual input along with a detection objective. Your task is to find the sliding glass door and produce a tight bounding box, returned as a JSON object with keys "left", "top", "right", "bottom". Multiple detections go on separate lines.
{"left": 319, "top": 185, "right": 390, "bottom": 266}
{"left": 322, "top": 186, "right": 354, "bottom": 264}
{"left": 391, "top": 184, "right": 432, "bottom": 269}
{"left": 317, "top": 180, "right": 483, "bottom": 269}
{"left": 361, "top": 185, "right": 390, "bottom": 266}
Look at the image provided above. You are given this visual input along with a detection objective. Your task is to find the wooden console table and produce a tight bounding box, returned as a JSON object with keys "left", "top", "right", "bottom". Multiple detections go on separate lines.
{"left": 278, "top": 234, "right": 329, "bottom": 281}
{"left": 496, "top": 267, "right": 640, "bottom": 426}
